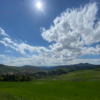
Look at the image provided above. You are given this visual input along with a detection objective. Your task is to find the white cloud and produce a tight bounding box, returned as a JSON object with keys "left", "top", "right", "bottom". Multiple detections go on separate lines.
{"left": 41, "top": 2, "right": 100, "bottom": 58}
{"left": 3, "top": 56, "right": 100, "bottom": 66}
{"left": 3, "top": 38, "right": 12, "bottom": 43}
{"left": 0, "top": 55, "right": 5, "bottom": 58}
{"left": 0, "top": 2, "right": 100, "bottom": 66}
{"left": 0, "top": 27, "right": 9, "bottom": 37}
{"left": 0, "top": 38, "right": 39, "bottom": 55}
{"left": 5, "top": 50, "right": 11, "bottom": 53}
{"left": 0, "top": 41, "right": 10, "bottom": 47}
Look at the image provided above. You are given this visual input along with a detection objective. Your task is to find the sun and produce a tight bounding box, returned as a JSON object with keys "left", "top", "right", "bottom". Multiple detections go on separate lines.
{"left": 35, "top": 1, "right": 45, "bottom": 14}
{"left": 36, "top": 2, "right": 42, "bottom": 9}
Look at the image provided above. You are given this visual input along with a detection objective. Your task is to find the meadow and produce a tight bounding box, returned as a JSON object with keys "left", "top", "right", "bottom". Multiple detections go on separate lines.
{"left": 0, "top": 69, "right": 100, "bottom": 100}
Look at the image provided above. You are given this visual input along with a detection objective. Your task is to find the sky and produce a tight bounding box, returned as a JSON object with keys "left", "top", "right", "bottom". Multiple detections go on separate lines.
{"left": 0, "top": 0, "right": 100, "bottom": 66}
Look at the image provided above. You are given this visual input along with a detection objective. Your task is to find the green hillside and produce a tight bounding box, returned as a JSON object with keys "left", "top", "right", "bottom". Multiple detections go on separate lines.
{"left": 0, "top": 64, "right": 18, "bottom": 73}
{"left": 44, "top": 67, "right": 100, "bottom": 81}
{"left": 17, "top": 65, "right": 46, "bottom": 72}
{"left": 0, "top": 64, "right": 46, "bottom": 73}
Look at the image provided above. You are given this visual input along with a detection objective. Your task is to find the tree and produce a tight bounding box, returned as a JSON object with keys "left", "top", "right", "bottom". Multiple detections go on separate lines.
{"left": 0, "top": 75, "right": 4, "bottom": 81}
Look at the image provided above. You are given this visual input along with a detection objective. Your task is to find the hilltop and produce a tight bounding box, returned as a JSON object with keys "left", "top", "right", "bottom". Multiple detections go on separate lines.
{"left": 0, "top": 63, "right": 99, "bottom": 75}
{"left": 0, "top": 64, "right": 45, "bottom": 74}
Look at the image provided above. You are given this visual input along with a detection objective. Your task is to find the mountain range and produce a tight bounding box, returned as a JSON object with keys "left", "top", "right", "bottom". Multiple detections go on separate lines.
{"left": 0, "top": 63, "right": 99, "bottom": 74}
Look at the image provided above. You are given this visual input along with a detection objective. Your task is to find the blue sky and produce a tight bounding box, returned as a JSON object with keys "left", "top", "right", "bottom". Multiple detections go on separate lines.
{"left": 0, "top": 0, "right": 100, "bottom": 66}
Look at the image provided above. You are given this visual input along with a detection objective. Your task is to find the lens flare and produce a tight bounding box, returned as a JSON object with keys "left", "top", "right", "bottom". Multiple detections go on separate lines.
{"left": 37, "top": 2, "right": 41, "bottom": 8}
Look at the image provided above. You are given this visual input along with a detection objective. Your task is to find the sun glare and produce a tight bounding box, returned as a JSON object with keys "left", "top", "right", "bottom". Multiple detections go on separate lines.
{"left": 37, "top": 2, "right": 41, "bottom": 9}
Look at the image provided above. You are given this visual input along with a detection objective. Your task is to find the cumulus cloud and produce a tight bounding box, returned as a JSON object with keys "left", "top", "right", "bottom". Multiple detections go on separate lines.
{"left": 41, "top": 2, "right": 100, "bottom": 58}
{"left": 42, "top": 3, "right": 99, "bottom": 45}
{"left": 0, "top": 2, "right": 100, "bottom": 66}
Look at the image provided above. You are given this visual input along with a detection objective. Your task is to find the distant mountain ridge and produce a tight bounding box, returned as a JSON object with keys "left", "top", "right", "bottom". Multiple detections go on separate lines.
{"left": 0, "top": 63, "right": 99, "bottom": 73}
{"left": 40, "top": 63, "right": 99, "bottom": 71}
{"left": 74, "top": 63, "right": 94, "bottom": 66}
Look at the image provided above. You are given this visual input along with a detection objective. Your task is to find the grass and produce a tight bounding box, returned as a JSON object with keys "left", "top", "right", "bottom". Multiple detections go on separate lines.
{"left": 43, "top": 69, "right": 100, "bottom": 81}
{"left": 0, "top": 92, "right": 23, "bottom": 100}
{"left": 0, "top": 69, "right": 100, "bottom": 100}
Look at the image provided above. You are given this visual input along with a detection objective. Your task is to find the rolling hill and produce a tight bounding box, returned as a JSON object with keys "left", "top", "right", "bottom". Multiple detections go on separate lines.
{"left": 43, "top": 66, "right": 100, "bottom": 81}
{"left": 0, "top": 63, "right": 99, "bottom": 74}
{"left": 0, "top": 64, "right": 46, "bottom": 73}
{"left": 0, "top": 64, "right": 18, "bottom": 73}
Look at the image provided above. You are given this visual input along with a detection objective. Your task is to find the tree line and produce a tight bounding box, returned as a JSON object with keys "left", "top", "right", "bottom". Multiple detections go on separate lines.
{"left": 0, "top": 68, "right": 68, "bottom": 81}
{"left": 0, "top": 74, "right": 32, "bottom": 82}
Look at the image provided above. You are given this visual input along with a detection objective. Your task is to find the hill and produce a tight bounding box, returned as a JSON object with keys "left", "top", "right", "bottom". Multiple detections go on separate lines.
{"left": 0, "top": 64, "right": 45, "bottom": 73}
{"left": 0, "top": 64, "right": 18, "bottom": 73}
{"left": 43, "top": 66, "right": 100, "bottom": 81}
{"left": 0, "top": 63, "right": 99, "bottom": 75}
{"left": 41, "top": 63, "right": 99, "bottom": 71}
{"left": 16, "top": 65, "right": 46, "bottom": 72}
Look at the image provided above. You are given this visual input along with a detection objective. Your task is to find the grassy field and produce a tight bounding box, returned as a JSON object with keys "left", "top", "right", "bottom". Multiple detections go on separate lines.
{"left": 0, "top": 92, "right": 23, "bottom": 100}
{"left": 0, "top": 69, "right": 100, "bottom": 100}
{"left": 43, "top": 69, "right": 100, "bottom": 81}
